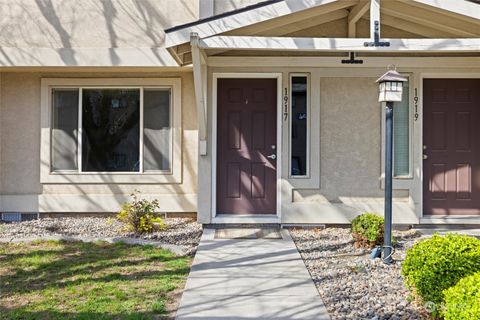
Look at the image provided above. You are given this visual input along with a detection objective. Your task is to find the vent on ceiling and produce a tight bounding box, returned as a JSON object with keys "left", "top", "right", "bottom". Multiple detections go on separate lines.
{"left": 1, "top": 212, "right": 39, "bottom": 222}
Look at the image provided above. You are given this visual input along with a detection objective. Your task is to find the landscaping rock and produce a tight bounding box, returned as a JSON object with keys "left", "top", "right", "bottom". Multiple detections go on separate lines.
{"left": 290, "top": 227, "right": 425, "bottom": 320}
{"left": 0, "top": 217, "right": 202, "bottom": 255}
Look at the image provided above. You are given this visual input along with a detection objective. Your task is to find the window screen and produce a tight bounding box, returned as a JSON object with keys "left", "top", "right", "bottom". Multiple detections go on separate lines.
{"left": 51, "top": 89, "right": 79, "bottom": 171}
{"left": 393, "top": 80, "right": 410, "bottom": 177}
{"left": 143, "top": 89, "right": 171, "bottom": 171}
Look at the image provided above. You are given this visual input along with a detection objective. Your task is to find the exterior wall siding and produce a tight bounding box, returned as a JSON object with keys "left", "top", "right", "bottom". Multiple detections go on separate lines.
{"left": 198, "top": 65, "right": 480, "bottom": 225}
{"left": 213, "top": 0, "right": 261, "bottom": 16}
{"left": 0, "top": 71, "right": 198, "bottom": 213}
{"left": 284, "top": 76, "right": 412, "bottom": 224}
{"left": 0, "top": 0, "right": 198, "bottom": 48}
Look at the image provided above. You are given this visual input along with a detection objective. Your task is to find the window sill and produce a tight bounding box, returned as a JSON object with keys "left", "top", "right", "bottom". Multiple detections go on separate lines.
{"left": 380, "top": 176, "right": 414, "bottom": 190}
{"left": 393, "top": 175, "right": 413, "bottom": 180}
{"left": 40, "top": 172, "right": 182, "bottom": 184}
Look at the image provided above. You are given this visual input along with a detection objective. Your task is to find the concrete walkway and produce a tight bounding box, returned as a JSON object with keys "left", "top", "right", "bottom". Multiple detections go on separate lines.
{"left": 176, "top": 229, "right": 330, "bottom": 320}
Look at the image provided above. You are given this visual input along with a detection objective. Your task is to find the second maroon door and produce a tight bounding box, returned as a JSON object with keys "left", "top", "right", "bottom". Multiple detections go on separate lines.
{"left": 423, "top": 79, "right": 480, "bottom": 215}
{"left": 216, "top": 78, "right": 277, "bottom": 215}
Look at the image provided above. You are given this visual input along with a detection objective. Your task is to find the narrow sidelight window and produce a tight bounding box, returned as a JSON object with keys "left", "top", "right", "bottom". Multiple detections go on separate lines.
{"left": 290, "top": 75, "right": 308, "bottom": 176}
{"left": 82, "top": 89, "right": 140, "bottom": 172}
{"left": 51, "top": 89, "right": 79, "bottom": 171}
{"left": 393, "top": 78, "right": 410, "bottom": 177}
{"left": 143, "top": 89, "right": 171, "bottom": 171}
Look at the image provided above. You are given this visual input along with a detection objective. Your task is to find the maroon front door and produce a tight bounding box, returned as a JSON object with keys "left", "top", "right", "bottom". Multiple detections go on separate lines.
{"left": 423, "top": 79, "right": 480, "bottom": 215}
{"left": 216, "top": 78, "right": 277, "bottom": 215}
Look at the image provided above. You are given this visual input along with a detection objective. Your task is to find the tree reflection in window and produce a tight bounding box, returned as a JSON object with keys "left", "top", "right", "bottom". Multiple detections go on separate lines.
{"left": 291, "top": 76, "right": 308, "bottom": 176}
{"left": 82, "top": 89, "right": 140, "bottom": 172}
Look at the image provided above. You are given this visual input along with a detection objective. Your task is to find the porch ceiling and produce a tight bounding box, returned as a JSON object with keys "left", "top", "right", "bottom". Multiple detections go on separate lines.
{"left": 165, "top": 0, "right": 480, "bottom": 66}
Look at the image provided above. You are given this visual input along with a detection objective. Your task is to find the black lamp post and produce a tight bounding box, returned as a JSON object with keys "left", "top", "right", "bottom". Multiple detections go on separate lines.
{"left": 376, "top": 68, "right": 408, "bottom": 264}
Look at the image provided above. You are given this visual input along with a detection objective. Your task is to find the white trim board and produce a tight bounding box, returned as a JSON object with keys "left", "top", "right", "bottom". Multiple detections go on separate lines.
{"left": 200, "top": 36, "right": 480, "bottom": 52}
{"left": 0, "top": 47, "right": 179, "bottom": 67}
{"left": 40, "top": 78, "right": 182, "bottom": 184}
{"left": 207, "top": 57, "right": 480, "bottom": 68}
{"left": 288, "top": 73, "right": 311, "bottom": 179}
{"left": 211, "top": 73, "right": 283, "bottom": 221}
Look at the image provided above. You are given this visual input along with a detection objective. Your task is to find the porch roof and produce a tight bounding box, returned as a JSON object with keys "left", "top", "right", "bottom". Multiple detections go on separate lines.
{"left": 174, "top": 0, "right": 480, "bottom": 157}
{"left": 165, "top": 0, "right": 480, "bottom": 66}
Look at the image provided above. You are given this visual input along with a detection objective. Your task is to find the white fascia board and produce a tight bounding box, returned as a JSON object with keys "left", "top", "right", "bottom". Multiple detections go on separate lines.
{"left": 200, "top": 36, "right": 480, "bottom": 52}
{"left": 0, "top": 47, "right": 179, "bottom": 67}
{"left": 165, "top": 0, "right": 340, "bottom": 47}
{"left": 409, "top": 0, "right": 480, "bottom": 21}
{"left": 207, "top": 56, "right": 480, "bottom": 68}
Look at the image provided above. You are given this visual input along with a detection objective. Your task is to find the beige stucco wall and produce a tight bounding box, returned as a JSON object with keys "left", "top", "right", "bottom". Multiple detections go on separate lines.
{"left": 0, "top": 0, "right": 197, "bottom": 48}
{"left": 320, "top": 78, "right": 384, "bottom": 199}
{"left": 212, "top": 0, "right": 260, "bottom": 15}
{"left": 0, "top": 71, "right": 198, "bottom": 213}
{"left": 284, "top": 77, "right": 412, "bottom": 225}
{"left": 0, "top": 0, "right": 200, "bottom": 67}
{"left": 197, "top": 66, "right": 416, "bottom": 225}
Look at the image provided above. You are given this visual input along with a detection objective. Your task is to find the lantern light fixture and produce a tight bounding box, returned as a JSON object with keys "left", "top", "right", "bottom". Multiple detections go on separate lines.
{"left": 376, "top": 68, "right": 408, "bottom": 103}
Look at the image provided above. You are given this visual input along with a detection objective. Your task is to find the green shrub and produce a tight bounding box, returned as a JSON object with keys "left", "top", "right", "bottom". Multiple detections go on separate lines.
{"left": 117, "top": 191, "right": 165, "bottom": 234}
{"left": 402, "top": 234, "right": 480, "bottom": 307}
{"left": 443, "top": 272, "right": 480, "bottom": 320}
{"left": 351, "top": 212, "right": 384, "bottom": 248}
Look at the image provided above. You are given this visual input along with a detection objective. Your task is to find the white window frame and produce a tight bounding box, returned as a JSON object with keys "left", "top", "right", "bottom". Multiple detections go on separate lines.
{"left": 289, "top": 73, "right": 311, "bottom": 179}
{"left": 40, "top": 78, "right": 182, "bottom": 184}
{"left": 381, "top": 73, "right": 414, "bottom": 185}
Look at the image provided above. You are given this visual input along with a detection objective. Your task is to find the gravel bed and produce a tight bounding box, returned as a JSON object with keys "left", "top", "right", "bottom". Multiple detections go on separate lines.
{"left": 290, "top": 227, "right": 426, "bottom": 320}
{"left": 0, "top": 217, "right": 202, "bottom": 254}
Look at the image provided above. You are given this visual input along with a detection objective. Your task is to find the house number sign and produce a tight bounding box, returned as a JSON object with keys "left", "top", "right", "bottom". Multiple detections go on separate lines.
{"left": 283, "top": 88, "right": 288, "bottom": 121}
{"left": 414, "top": 88, "right": 419, "bottom": 121}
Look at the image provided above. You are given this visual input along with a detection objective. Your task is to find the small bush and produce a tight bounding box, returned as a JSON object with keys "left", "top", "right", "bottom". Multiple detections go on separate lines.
{"left": 351, "top": 212, "right": 384, "bottom": 248}
{"left": 117, "top": 191, "right": 165, "bottom": 234}
{"left": 402, "top": 234, "right": 480, "bottom": 307}
{"left": 443, "top": 272, "right": 480, "bottom": 320}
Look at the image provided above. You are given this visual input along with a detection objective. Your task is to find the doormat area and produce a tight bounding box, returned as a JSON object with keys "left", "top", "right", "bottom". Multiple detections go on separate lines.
{"left": 214, "top": 228, "right": 282, "bottom": 239}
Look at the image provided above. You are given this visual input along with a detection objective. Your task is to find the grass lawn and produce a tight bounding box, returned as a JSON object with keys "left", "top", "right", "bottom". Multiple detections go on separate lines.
{"left": 0, "top": 240, "right": 191, "bottom": 320}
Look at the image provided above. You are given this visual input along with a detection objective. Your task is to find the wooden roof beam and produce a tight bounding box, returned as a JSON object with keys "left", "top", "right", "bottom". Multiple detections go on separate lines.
{"left": 348, "top": 0, "right": 370, "bottom": 37}
{"left": 166, "top": 0, "right": 358, "bottom": 46}
{"left": 398, "top": 0, "right": 480, "bottom": 24}
{"left": 369, "top": 0, "right": 380, "bottom": 41}
{"left": 228, "top": 0, "right": 357, "bottom": 36}
{"left": 382, "top": 3, "right": 479, "bottom": 37}
{"left": 377, "top": 14, "right": 458, "bottom": 38}
{"left": 267, "top": 9, "right": 349, "bottom": 36}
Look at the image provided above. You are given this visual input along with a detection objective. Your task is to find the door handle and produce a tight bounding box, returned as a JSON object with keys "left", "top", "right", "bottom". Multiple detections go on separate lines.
{"left": 267, "top": 154, "right": 277, "bottom": 160}
{"left": 423, "top": 154, "right": 428, "bottom": 160}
